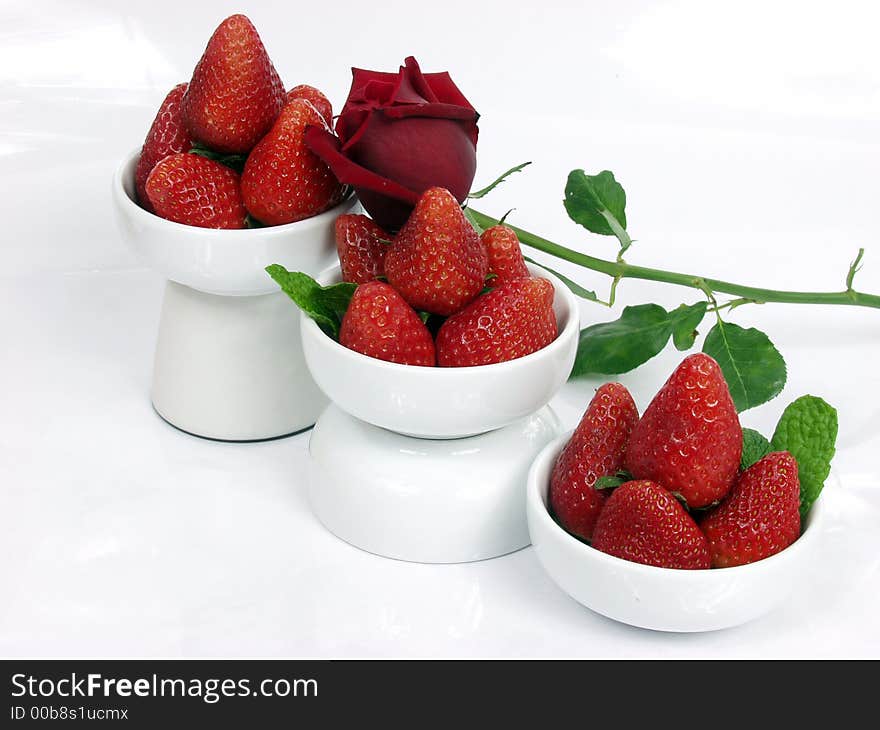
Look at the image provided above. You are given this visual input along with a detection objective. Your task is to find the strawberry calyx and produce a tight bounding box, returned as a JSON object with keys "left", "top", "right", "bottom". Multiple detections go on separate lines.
{"left": 188, "top": 142, "right": 248, "bottom": 174}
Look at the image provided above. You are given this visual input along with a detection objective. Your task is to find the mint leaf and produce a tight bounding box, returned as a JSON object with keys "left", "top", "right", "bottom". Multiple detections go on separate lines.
{"left": 702, "top": 321, "right": 786, "bottom": 412}
{"left": 265, "top": 265, "right": 356, "bottom": 339}
{"left": 771, "top": 395, "right": 838, "bottom": 518}
{"left": 468, "top": 161, "right": 532, "bottom": 199}
{"left": 572, "top": 304, "right": 671, "bottom": 375}
{"left": 523, "top": 256, "right": 598, "bottom": 302}
{"left": 669, "top": 302, "right": 708, "bottom": 351}
{"left": 740, "top": 428, "right": 771, "bottom": 470}
{"left": 563, "top": 170, "right": 627, "bottom": 236}
{"left": 189, "top": 143, "right": 248, "bottom": 174}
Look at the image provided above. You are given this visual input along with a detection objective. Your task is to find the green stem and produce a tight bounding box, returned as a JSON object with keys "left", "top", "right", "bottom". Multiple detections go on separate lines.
{"left": 469, "top": 209, "right": 880, "bottom": 310}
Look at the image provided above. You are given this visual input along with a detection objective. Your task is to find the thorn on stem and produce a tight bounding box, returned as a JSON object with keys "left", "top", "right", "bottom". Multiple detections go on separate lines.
{"left": 846, "top": 248, "right": 865, "bottom": 291}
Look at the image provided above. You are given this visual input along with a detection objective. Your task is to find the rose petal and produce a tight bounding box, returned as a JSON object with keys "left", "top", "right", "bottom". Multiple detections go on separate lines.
{"left": 304, "top": 126, "right": 420, "bottom": 204}
{"left": 402, "top": 57, "right": 439, "bottom": 103}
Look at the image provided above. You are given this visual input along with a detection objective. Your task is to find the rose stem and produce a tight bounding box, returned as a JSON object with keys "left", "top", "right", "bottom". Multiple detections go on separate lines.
{"left": 467, "top": 209, "right": 880, "bottom": 310}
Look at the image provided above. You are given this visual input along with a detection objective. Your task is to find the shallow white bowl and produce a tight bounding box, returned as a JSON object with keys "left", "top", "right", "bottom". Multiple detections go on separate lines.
{"left": 111, "top": 149, "right": 358, "bottom": 296}
{"left": 526, "top": 431, "right": 824, "bottom": 632}
{"left": 301, "top": 262, "right": 580, "bottom": 439}
{"left": 309, "top": 403, "right": 561, "bottom": 563}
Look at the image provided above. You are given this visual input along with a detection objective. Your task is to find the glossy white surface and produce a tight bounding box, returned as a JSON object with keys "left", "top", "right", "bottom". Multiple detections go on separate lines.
{"left": 151, "top": 282, "right": 327, "bottom": 440}
{"left": 112, "top": 150, "right": 358, "bottom": 297}
{"left": 2, "top": 0, "right": 880, "bottom": 657}
{"left": 527, "top": 432, "right": 823, "bottom": 632}
{"left": 302, "top": 263, "right": 579, "bottom": 438}
{"left": 309, "top": 405, "right": 561, "bottom": 563}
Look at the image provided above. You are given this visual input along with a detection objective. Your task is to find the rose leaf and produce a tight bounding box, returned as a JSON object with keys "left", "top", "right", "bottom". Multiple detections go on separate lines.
{"left": 702, "top": 321, "right": 787, "bottom": 412}
{"left": 572, "top": 304, "right": 672, "bottom": 376}
{"left": 563, "top": 169, "right": 627, "bottom": 237}
{"left": 669, "top": 302, "right": 708, "bottom": 351}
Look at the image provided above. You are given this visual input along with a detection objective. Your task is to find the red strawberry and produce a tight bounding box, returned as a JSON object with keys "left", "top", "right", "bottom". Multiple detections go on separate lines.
{"left": 144, "top": 153, "right": 247, "bottom": 229}
{"left": 481, "top": 225, "right": 530, "bottom": 282}
{"left": 335, "top": 214, "right": 389, "bottom": 284}
{"left": 135, "top": 83, "right": 191, "bottom": 212}
{"left": 550, "top": 383, "right": 639, "bottom": 541}
{"left": 384, "top": 187, "right": 489, "bottom": 316}
{"left": 435, "top": 277, "right": 557, "bottom": 366}
{"left": 241, "top": 99, "right": 343, "bottom": 225}
{"left": 286, "top": 84, "right": 332, "bottom": 124}
{"left": 181, "top": 14, "right": 284, "bottom": 154}
{"left": 624, "top": 353, "right": 742, "bottom": 508}
{"left": 700, "top": 452, "right": 801, "bottom": 568}
{"left": 339, "top": 281, "right": 436, "bottom": 366}
{"left": 592, "top": 480, "right": 711, "bottom": 569}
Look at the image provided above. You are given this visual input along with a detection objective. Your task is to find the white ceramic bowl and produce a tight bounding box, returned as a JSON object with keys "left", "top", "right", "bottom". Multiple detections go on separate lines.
{"left": 526, "top": 431, "right": 824, "bottom": 632}
{"left": 111, "top": 149, "right": 358, "bottom": 296}
{"left": 300, "top": 262, "right": 580, "bottom": 439}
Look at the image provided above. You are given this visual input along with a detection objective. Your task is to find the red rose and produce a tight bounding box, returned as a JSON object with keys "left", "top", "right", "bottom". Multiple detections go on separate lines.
{"left": 305, "top": 56, "right": 478, "bottom": 230}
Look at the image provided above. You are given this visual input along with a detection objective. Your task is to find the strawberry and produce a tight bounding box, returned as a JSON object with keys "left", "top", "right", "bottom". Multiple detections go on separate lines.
{"left": 384, "top": 187, "right": 489, "bottom": 316}
{"left": 135, "top": 83, "right": 191, "bottom": 212}
{"left": 700, "top": 452, "right": 801, "bottom": 568}
{"left": 550, "top": 383, "right": 639, "bottom": 541}
{"left": 335, "top": 214, "right": 389, "bottom": 284}
{"left": 591, "top": 480, "right": 711, "bottom": 569}
{"left": 624, "top": 353, "right": 742, "bottom": 508}
{"left": 339, "top": 281, "right": 435, "bottom": 366}
{"left": 481, "top": 225, "right": 530, "bottom": 282}
{"left": 286, "top": 84, "right": 332, "bottom": 124}
{"left": 241, "top": 99, "right": 344, "bottom": 225}
{"left": 144, "top": 153, "right": 247, "bottom": 229}
{"left": 435, "top": 277, "right": 557, "bottom": 366}
{"left": 181, "top": 14, "right": 284, "bottom": 154}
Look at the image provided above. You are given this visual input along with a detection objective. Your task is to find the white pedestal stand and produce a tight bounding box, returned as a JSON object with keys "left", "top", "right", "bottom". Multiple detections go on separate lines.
{"left": 112, "top": 149, "right": 358, "bottom": 441}
{"left": 151, "top": 283, "right": 327, "bottom": 441}
{"left": 309, "top": 404, "right": 562, "bottom": 563}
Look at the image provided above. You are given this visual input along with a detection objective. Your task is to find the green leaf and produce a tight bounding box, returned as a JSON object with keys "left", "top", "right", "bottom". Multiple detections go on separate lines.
{"left": 669, "top": 302, "right": 708, "bottom": 351}
{"left": 702, "top": 321, "right": 787, "bottom": 412}
{"left": 594, "top": 475, "right": 626, "bottom": 490}
{"left": 265, "top": 265, "right": 356, "bottom": 339}
{"left": 572, "top": 304, "right": 671, "bottom": 376}
{"left": 468, "top": 161, "right": 532, "bottom": 199}
{"left": 594, "top": 469, "right": 633, "bottom": 490}
{"left": 771, "top": 395, "right": 838, "bottom": 518}
{"left": 523, "top": 256, "right": 598, "bottom": 302}
{"left": 740, "top": 428, "right": 772, "bottom": 470}
{"left": 463, "top": 206, "right": 485, "bottom": 235}
{"left": 189, "top": 143, "right": 248, "bottom": 174}
{"left": 563, "top": 170, "right": 627, "bottom": 236}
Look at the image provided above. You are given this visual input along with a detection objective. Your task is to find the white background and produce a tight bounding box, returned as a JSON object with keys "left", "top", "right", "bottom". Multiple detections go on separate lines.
{"left": 1, "top": 0, "right": 879, "bottom": 657}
